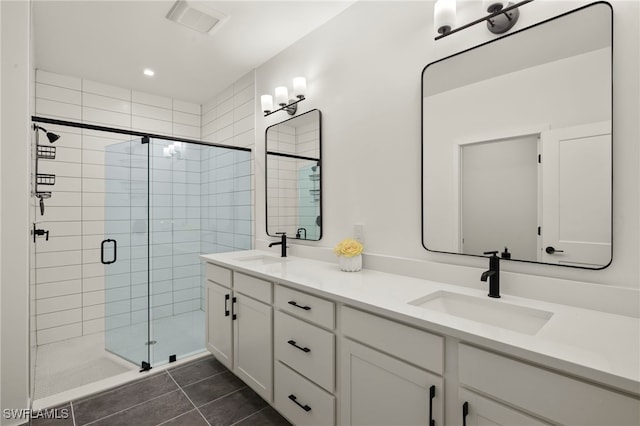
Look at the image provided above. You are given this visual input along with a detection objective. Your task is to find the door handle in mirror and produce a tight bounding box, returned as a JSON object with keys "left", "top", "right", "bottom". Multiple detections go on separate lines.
{"left": 545, "top": 246, "right": 564, "bottom": 254}
{"left": 100, "top": 239, "right": 117, "bottom": 264}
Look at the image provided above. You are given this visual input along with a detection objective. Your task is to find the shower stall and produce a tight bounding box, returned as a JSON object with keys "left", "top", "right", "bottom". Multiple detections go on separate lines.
{"left": 29, "top": 119, "right": 252, "bottom": 402}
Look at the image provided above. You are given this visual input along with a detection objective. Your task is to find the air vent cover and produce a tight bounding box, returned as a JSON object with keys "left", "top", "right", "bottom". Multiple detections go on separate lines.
{"left": 166, "top": 0, "right": 228, "bottom": 34}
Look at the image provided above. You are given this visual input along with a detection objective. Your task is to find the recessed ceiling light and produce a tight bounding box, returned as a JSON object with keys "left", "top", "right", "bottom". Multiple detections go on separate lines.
{"left": 143, "top": 69, "right": 155, "bottom": 77}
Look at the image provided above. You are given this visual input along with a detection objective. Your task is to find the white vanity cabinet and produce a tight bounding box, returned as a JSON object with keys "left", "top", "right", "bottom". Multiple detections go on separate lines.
{"left": 458, "top": 344, "right": 640, "bottom": 426}
{"left": 273, "top": 285, "right": 337, "bottom": 426}
{"left": 203, "top": 253, "right": 639, "bottom": 426}
{"left": 205, "top": 263, "right": 273, "bottom": 402}
{"left": 459, "top": 388, "right": 551, "bottom": 426}
{"left": 340, "top": 306, "right": 445, "bottom": 426}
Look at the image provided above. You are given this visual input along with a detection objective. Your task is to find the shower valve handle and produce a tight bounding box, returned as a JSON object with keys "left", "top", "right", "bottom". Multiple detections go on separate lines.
{"left": 33, "top": 224, "right": 49, "bottom": 242}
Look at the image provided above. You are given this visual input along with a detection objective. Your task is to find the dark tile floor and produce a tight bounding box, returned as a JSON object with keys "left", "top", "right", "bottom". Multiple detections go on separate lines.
{"left": 30, "top": 355, "right": 292, "bottom": 426}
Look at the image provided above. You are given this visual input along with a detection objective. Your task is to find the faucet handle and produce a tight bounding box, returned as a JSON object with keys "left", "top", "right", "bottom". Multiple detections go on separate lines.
{"left": 276, "top": 232, "right": 286, "bottom": 235}
{"left": 483, "top": 251, "right": 499, "bottom": 256}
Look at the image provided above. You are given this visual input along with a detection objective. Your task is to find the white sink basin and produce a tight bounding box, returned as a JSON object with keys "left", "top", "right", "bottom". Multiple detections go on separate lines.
{"left": 409, "top": 291, "right": 553, "bottom": 335}
{"left": 234, "top": 255, "right": 287, "bottom": 265}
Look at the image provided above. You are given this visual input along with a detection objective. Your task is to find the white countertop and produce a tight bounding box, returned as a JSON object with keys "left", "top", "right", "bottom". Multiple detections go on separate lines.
{"left": 201, "top": 250, "right": 640, "bottom": 396}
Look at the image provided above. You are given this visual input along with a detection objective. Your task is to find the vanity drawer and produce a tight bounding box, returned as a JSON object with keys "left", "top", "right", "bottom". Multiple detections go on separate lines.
{"left": 275, "top": 285, "right": 335, "bottom": 329}
{"left": 233, "top": 272, "right": 272, "bottom": 304}
{"left": 341, "top": 306, "right": 444, "bottom": 374}
{"left": 459, "top": 344, "right": 640, "bottom": 426}
{"left": 206, "top": 262, "right": 231, "bottom": 288}
{"left": 275, "top": 311, "right": 335, "bottom": 392}
{"left": 275, "top": 361, "right": 335, "bottom": 426}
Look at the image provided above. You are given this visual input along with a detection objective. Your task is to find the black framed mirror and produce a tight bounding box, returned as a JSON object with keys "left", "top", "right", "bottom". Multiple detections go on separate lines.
{"left": 266, "top": 109, "right": 322, "bottom": 240}
{"left": 421, "top": 2, "right": 612, "bottom": 269}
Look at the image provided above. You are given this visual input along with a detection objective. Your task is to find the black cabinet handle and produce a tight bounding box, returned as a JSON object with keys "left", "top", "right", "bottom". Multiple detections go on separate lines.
{"left": 224, "top": 294, "right": 230, "bottom": 317}
{"left": 462, "top": 401, "right": 469, "bottom": 426}
{"left": 288, "top": 301, "right": 311, "bottom": 311}
{"left": 100, "top": 239, "right": 117, "bottom": 264}
{"left": 429, "top": 385, "right": 436, "bottom": 426}
{"left": 288, "top": 394, "right": 311, "bottom": 412}
{"left": 287, "top": 339, "right": 311, "bottom": 353}
{"left": 231, "top": 296, "right": 237, "bottom": 320}
{"left": 545, "top": 246, "right": 565, "bottom": 254}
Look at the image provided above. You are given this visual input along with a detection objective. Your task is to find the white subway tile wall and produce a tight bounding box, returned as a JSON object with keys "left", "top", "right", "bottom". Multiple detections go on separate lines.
{"left": 200, "top": 71, "right": 255, "bottom": 308}
{"left": 34, "top": 69, "right": 253, "bottom": 345}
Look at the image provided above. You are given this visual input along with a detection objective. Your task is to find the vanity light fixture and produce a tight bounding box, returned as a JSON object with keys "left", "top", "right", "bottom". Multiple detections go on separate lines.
{"left": 261, "top": 77, "right": 306, "bottom": 117}
{"left": 143, "top": 68, "right": 155, "bottom": 77}
{"left": 434, "top": 0, "right": 532, "bottom": 40}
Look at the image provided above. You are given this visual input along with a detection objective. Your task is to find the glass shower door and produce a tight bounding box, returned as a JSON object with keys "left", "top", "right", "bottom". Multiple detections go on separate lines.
{"left": 103, "top": 137, "right": 150, "bottom": 368}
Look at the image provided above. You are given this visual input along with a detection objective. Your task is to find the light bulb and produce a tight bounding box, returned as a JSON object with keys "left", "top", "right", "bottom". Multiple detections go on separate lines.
{"left": 293, "top": 77, "right": 307, "bottom": 99}
{"left": 275, "top": 86, "right": 289, "bottom": 106}
{"left": 434, "top": 0, "right": 456, "bottom": 35}
{"left": 261, "top": 94, "right": 274, "bottom": 113}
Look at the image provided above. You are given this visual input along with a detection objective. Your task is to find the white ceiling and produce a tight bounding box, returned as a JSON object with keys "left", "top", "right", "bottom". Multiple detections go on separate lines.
{"left": 33, "top": 0, "right": 355, "bottom": 104}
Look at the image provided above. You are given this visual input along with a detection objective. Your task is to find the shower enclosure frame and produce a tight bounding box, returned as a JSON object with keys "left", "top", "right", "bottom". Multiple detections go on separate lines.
{"left": 30, "top": 115, "right": 252, "bottom": 385}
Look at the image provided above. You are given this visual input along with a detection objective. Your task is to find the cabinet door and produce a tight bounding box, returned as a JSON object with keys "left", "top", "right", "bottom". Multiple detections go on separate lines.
{"left": 206, "top": 281, "right": 233, "bottom": 370}
{"left": 233, "top": 293, "right": 273, "bottom": 402}
{"left": 341, "top": 338, "right": 443, "bottom": 426}
{"left": 459, "top": 389, "right": 551, "bottom": 426}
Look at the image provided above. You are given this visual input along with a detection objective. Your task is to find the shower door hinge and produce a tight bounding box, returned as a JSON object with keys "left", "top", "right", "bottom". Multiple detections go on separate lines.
{"left": 141, "top": 136, "right": 149, "bottom": 144}
{"left": 140, "top": 361, "right": 152, "bottom": 372}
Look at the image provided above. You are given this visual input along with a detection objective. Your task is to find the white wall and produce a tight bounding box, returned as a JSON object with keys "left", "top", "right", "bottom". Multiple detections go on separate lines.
{"left": 1, "top": 1, "right": 31, "bottom": 423}
{"left": 254, "top": 1, "right": 640, "bottom": 316}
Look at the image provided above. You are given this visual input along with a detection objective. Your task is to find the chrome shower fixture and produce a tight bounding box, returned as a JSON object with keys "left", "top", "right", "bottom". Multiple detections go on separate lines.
{"left": 33, "top": 124, "right": 60, "bottom": 143}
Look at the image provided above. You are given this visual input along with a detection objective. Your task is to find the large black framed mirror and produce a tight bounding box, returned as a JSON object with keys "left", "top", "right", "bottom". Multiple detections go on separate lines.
{"left": 266, "top": 109, "right": 322, "bottom": 240}
{"left": 422, "top": 2, "right": 612, "bottom": 269}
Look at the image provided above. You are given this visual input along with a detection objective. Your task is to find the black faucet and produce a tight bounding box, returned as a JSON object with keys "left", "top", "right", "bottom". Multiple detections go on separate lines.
{"left": 481, "top": 251, "right": 501, "bottom": 298}
{"left": 269, "top": 232, "right": 288, "bottom": 257}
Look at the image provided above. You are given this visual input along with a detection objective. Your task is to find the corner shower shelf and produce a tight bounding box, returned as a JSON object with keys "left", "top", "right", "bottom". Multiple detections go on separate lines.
{"left": 36, "top": 173, "right": 56, "bottom": 186}
{"left": 36, "top": 145, "right": 56, "bottom": 160}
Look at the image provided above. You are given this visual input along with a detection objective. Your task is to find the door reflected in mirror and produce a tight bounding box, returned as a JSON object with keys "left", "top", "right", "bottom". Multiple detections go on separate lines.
{"left": 422, "top": 2, "right": 612, "bottom": 268}
{"left": 266, "top": 109, "right": 322, "bottom": 241}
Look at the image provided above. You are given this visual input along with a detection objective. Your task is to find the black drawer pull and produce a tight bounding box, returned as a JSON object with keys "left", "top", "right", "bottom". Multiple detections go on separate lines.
{"left": 288, "top": 394, "right": 311, "bottom": 412}
{"left": 288, "top": 300, "right": 311, "bottom": 311}
{"left": 429, "top": 385, "right": 436, "bottom": 426}
{"left": 231, "top": 296, "right": 237, "bottom": 320}
{"left": 462, "top": 401, "right": 469, "bottom": 426}
{"left": 224, "top": 294, "right": 230, "bottom": 317}
{"left": 287, "top": 339, "right": 311, "bottom": 353}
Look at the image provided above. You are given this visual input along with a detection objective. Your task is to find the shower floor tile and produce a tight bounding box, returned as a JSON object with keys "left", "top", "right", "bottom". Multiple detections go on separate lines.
{"left": 34, "top": 310, "right": 205, "bottom": 401}
{"left": 31, "top": 355, "right": 292, "bottom": 426}
{"left": 33, "top": 333, "right": 135, "bottom": 400}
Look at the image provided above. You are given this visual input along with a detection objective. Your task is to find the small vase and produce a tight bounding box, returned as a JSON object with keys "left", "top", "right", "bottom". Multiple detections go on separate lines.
{"left": 338, "top": 254, "right": 362, "bottom": 272}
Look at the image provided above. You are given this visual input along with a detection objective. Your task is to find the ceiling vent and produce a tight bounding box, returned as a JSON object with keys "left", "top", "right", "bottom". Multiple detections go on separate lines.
{"left": 166, "top": 0, "right": 229, "bottom": 35}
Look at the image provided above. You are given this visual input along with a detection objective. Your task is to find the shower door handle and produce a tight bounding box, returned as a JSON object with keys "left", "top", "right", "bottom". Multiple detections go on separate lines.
{"left": 101, "top": 239, "right": 117, "bottom": 264}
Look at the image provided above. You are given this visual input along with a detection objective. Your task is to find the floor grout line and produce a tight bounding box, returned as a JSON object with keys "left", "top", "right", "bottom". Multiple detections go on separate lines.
{"left": 170, "top": 369, "right": 226, "bottom": 389}
{"left": 166, "top": 369, "right": 211, "bottom": 426}
{"left": 69, "top": 401, "right": 77, "bottom": 426}
{"left": 72, "top": 368, "right": 167, "bottom": 405}
{"left": 195, "top": 386, "right": 249, "bottom": 411}
{"left": 229, "top": 405, "right": 270, "bottom": 426}
{"left": 81, "top": 372, "right": 180, "bottom": 426}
